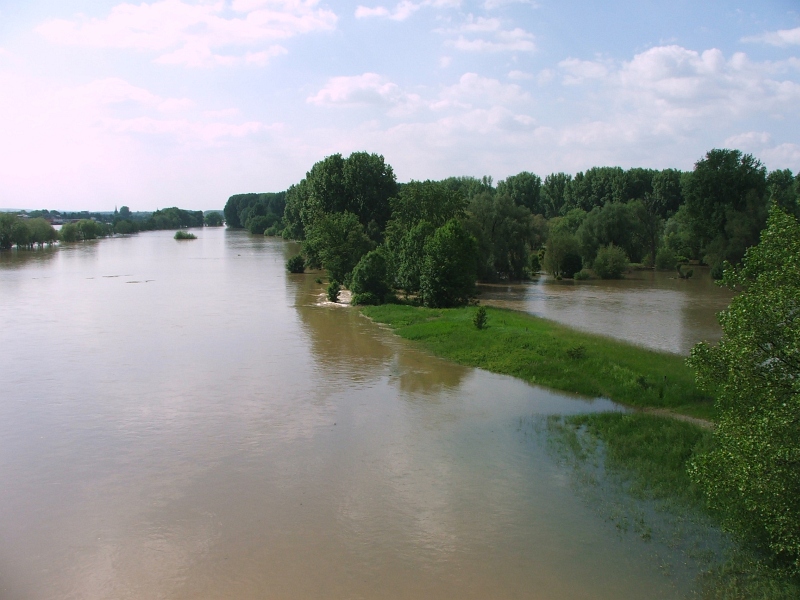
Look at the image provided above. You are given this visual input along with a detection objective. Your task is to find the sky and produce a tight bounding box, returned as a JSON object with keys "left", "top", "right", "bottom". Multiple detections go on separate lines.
{"left": 0, "top": 0, "right": 799, "bottom": 211}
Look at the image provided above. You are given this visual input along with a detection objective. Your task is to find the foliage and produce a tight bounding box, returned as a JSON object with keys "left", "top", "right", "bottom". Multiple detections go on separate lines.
{"left": 174, "top": 230, "right": 197, "bottom": 240}
{"left": 388, "top": 180, "right": 467, "bottom": 231}
{"left": 540, "top": 172, "right": 572, "bottom": 218}
{"left": 362, "top": 304, "right": 712, "bottom": 417}
{"left": 147, "top": 208, "right": 204, "bottom": 230}
{"left": 0, "top": 212, "right": 16, "bottom": 249}
{"left": 496, "top": 171, "right": 542, "bottom": 213}
{"left": 473, "top": 306, "right": 487, "bottom": 329}
{"left": 688, "top": 208, "right": 800, "bottom": 573}
{"left": 593, "top": 244, "right": 629, "bottom": 279}
{"left": 420, "top": 219, "right": 478, "bottom": 308}
{"left": 573, "top": 269, "right": 591, "bottom": 280}
{"left": 283, "top": 152, "right": 396, "bottom": 238}
{"left": 326, "top": 281, "right": 341, "bottom": 302}
{"left": 391, "top": 220, "right": 435, "bottom": 293}
{"left": 351, "top": 292, "right": 382, "bottom": 305}
{"left": 578, "top": 201, "right": 640, "bottom": 264}
{"left": 655, "top": 247, "right": 678, "bottom": 270}
{"left": 224, "top": 192, "right": 286, "bottom": 229}
{"left": 464, "top": 192, "right": 536, "bottom": 280}
{"left": 303, "top": 211, "right": 373, "bottom": 285}
{"left": 350, "top": 249, "right": 391, "bottom": 303}
{"left": 59, "top": 220, "right": 110, "bottom": 242}
{"left": 204, "top": 211, "right": 224, "bottom": 226}
{"left": 286, "top": 254, "right": 305, "bottom": 273}
{"left": 683, "top": 148, "right": 768, "bottom": 271}
{"left": 543, "top": 230, "right": 582, "bottom": 278}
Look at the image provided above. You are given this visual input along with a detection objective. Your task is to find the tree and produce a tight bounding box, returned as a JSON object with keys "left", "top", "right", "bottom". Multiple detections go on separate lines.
{"left": 592, "top": 244, "right": 629, "bottom": 279}
{"left": 543, "top": 230, "right": 581, "bottom": 278}
{"left": 0, "top": 213, "right": 16, "bottom": 249}
{"left": 497, "top": 171, "right": 542, "bottom": 213}
{"left": 577, "top": 202, "right": 640, "bottom": 265}
{"left": 683, "top": 149, "right": 768, "bottom": 272}
{"left": 350, "top": 249, "right": 391, "bottom": 304}
{"left": 303, "top": 211, "right": 373, "bottom": 285}
{"left": 205, "top": 211, "right": 224, "bottom": 227}
{"left": 420, "top": 219, "right": 478, "bottom": 308}
{"left": 541, "top": 173, "right": 572, "bottom": 218}
{"left": 688, "top": 207, "right": 800, "bottom": 573}
{"left": 392, "top": 220, "right": 435, "bottom": 294}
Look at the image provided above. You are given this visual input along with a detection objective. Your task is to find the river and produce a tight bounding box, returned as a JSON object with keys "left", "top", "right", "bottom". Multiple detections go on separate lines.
{"left": 0, "top": 229, "right": 719, "bottom": 599}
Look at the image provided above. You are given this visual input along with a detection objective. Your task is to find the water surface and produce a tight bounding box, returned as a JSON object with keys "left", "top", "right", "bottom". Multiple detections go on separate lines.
{"left": 1, "top": 230, "right": 706, "bottom": 599}
{"left": 478, "top": 270, "right": 733, "bottom": 355}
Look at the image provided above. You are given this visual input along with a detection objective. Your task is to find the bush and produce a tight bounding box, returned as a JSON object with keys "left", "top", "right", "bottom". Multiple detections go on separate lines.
{"left": 204, "top": 212, "right": 224, "bottom": 226}
{"left": 593, "top": 244, "right": 628, "bottom": 279}
{"left": 286, "top": 254, "right": 305, "bottom": 274}
{"left": 326, "top": 281, "right": 341, "bottom": 302}
{"left": 573, "top": 269, "right": 591, "bottom": 280}
{"left": 655, "top": 247, "right": 678, "bottom": 270}
{"left": 351, "top": 292, "right": 381, "bottom": 305}
{"left": 350, "top": 250, "right": 391, "bottom": 304}
{"left": 58, "top": 223, "right": 80, "bottom": 242}
{"left": 473, "top": 306, "right": 488, "bottom": 329}
{"left": 174, "top": 230, "right": 196, "bottom": 240}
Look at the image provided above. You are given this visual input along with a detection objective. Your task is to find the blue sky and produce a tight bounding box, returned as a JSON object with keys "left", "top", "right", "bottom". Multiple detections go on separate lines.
{"left": 1, "top": 0, "right": 798, "bottom": 211}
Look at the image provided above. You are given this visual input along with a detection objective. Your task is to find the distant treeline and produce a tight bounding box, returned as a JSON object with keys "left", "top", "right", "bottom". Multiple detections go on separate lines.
{"left": 224, "top": 148, "right": 799, "bottom": 306}
{"left": 0, "top": 206, "right": 224, "bottom": 249}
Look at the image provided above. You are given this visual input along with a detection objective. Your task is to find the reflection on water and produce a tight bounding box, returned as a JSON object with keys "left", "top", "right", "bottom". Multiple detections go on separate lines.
{"left": 478, "top": 269, "right": 734, "bottom": 355}
{"left": 1, "top": 230, "right": 708, "bottom": 599}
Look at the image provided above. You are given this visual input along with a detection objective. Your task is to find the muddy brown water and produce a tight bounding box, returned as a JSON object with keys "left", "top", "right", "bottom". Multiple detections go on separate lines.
{"left": 478, "top": 268, "right": 733, "bottom": 356}
{"left": 1, "top": 230, "right": 712, "bottom": 599}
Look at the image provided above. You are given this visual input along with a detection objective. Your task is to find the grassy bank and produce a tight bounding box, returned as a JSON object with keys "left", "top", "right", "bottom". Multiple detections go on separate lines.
{"left": 362, "top": 304, "right": 714, "bottom": 420}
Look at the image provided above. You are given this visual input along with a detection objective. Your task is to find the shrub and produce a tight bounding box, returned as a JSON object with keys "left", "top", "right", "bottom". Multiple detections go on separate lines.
{"left": 286, "top": 254, "right": 305, "bottom": 274}
{"left": 58, "top": 223, "right": 80, "bottom": 242}
{"left": 561, "top": 253, "right": 583, "bottom": 278}
{"left": 573, "top": 269, "right": 591, "bottom": 280}
{"left": 351, "top": 292, "right": 380, "bottom": 305}
{"left": 593, "top": 244, "right": 628, "bottom": 279}
{"left": 655, "top": 247, "right": 678, "bottom": 270}
{"left": 326, "top": 281, "right": 341, "bottom": 302}
{"left": 566, "top": 345, "right": 586, "bottom": 359}
{"left": 174, "top": 230, "right": 197, "bottom": 240}
{"left": 473, "top": 306, "right": 488, "bottom": 329}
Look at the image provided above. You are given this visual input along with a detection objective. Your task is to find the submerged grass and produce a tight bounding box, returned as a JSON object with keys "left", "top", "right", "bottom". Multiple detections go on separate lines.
{"left": 548, "top": 413, "right": 800, "bottom": 600}
{"left": 362, "top": 304, "right": 714, "bottom": 419}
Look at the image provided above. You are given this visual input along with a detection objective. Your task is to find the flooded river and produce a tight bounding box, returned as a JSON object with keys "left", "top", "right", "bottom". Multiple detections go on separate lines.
{"left": 1, "top": 230, "right": 711, "bottom": 599}
{"left": 478, "top": 269, "right": 733, "bottom": 356}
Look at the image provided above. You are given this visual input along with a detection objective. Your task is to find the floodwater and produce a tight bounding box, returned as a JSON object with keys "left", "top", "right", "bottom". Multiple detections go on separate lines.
{"left": 1, "top": 229, "right": 707, "bottom": 599}
{"left": 478, "top": 269, "right": 734, "bottom": 356}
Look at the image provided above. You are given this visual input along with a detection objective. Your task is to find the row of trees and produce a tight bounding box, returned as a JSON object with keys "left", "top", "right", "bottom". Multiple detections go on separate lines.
{"left": 223, "top": 148, "right": 799, "bottom": 303}
{"left": 1, "top": 206, "right": 223, "bottom": 250}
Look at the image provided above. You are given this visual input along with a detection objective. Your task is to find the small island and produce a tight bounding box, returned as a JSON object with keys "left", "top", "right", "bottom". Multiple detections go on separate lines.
{"left": 174, "top": 230, "right": 197, "bottom": 240}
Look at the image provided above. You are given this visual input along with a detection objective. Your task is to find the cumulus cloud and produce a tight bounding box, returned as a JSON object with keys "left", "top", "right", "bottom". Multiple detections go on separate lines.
{"left": 36, "top": 0, "right": 337, "bottom": 67}
{"left": 434, "top": 72, "right": 529, "bottom": 109}
{"left": 439, "top": 15, "right": 535, "bottom": 53}
{"left": 743, "top": 26, "right": 800, "bottom": 47}
{"left": 307, "top": 73, "right": 423, "bottom": 116}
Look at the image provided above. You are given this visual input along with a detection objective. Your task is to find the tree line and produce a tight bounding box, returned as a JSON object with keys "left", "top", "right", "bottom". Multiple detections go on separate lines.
{"left": 0, "top": 206, "right": 224, "bottom": 249}
{"left": 224, "top": 148, "right": 799, "bottom": 306}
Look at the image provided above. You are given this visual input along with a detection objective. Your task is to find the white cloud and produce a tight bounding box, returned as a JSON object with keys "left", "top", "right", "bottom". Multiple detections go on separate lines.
{"left": 743, "top": 26, "right": 800, "bottom": 47}
{"left": 483, "top": 0, "right": 537, "bottom": 9}
{"left": 355, "top": 0, "right": 458, "bottom": 21}
{"left": 440, "top": 15, "right": 535, "bottom": 53}
{"left": 439, "top": 56, "right": 452, "bottom": 68}
{"left": 434, "top": 72, "right": 529, "bottom": 109}
{"left": 36, "top": 0, "right": 337, "bottom": 68}
{"left": 508, "top": 70, "right": 533, "bottom": 80}
{"left": 307, "top": 73, "right": 423, "bottom": 115}
{"left": 558, "top": 57, "right": 609, "bottom": 84}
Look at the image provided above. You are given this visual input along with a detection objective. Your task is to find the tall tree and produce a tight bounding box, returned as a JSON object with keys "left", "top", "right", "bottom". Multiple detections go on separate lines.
{"left": 497, "top": 171, "right": 542, "bottom": 214}
{"left": 688, "top": 207, "right": 800, "bottom": 573}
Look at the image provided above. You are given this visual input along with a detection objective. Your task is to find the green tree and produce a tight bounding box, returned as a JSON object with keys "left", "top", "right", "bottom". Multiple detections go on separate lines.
{"left": 683, "top": 148, "right": 768, "bottom": 272}
{"left": 767, "top": 169, "right": 799, "bottom": 218}
{"left": 541, "top": 172, "right": 572, "bottom": 218}
{"left": 543, "top": 230, "right": 581, "bottom": 278}
{"left": 392, "top": 220, "right": 435, "bottom": 294}
{"left": 688, "top": 208, "right": 800, "bottom": 573}
{"left": 420, "top": 219, "right": 478, "bottom": 308}
{"left": 0, "top": 212, "right": 17, "bottom": 249}
{"left": 592, "top": 244, "right": 629, "bottom": 279}
{"left": 303, "top": 211, "right": 373, "bottom": 285}
{"left": 350, "top": 249, "right": 392, "bottom": 304}
{"left": 497, "top": 171, "right": 542, "bottom": 213}
{"left": 205, "top": 211, "right": 224, "bottom": 226}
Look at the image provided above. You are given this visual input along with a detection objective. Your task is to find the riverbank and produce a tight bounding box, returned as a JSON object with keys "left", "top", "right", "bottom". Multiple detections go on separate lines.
{"left": 361, "top": 304, "right": 714, "bottom": 420}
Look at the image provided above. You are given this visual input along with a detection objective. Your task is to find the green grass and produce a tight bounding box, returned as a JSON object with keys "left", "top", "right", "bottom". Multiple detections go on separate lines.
{"left": 362, "top": 304, "right": 714, "bottom": 419}
{"left": 174, "top": 230, "right": 197, "bottom": 240}
{"left": 564, "top": 413, "right": 712, "bottom": 504}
